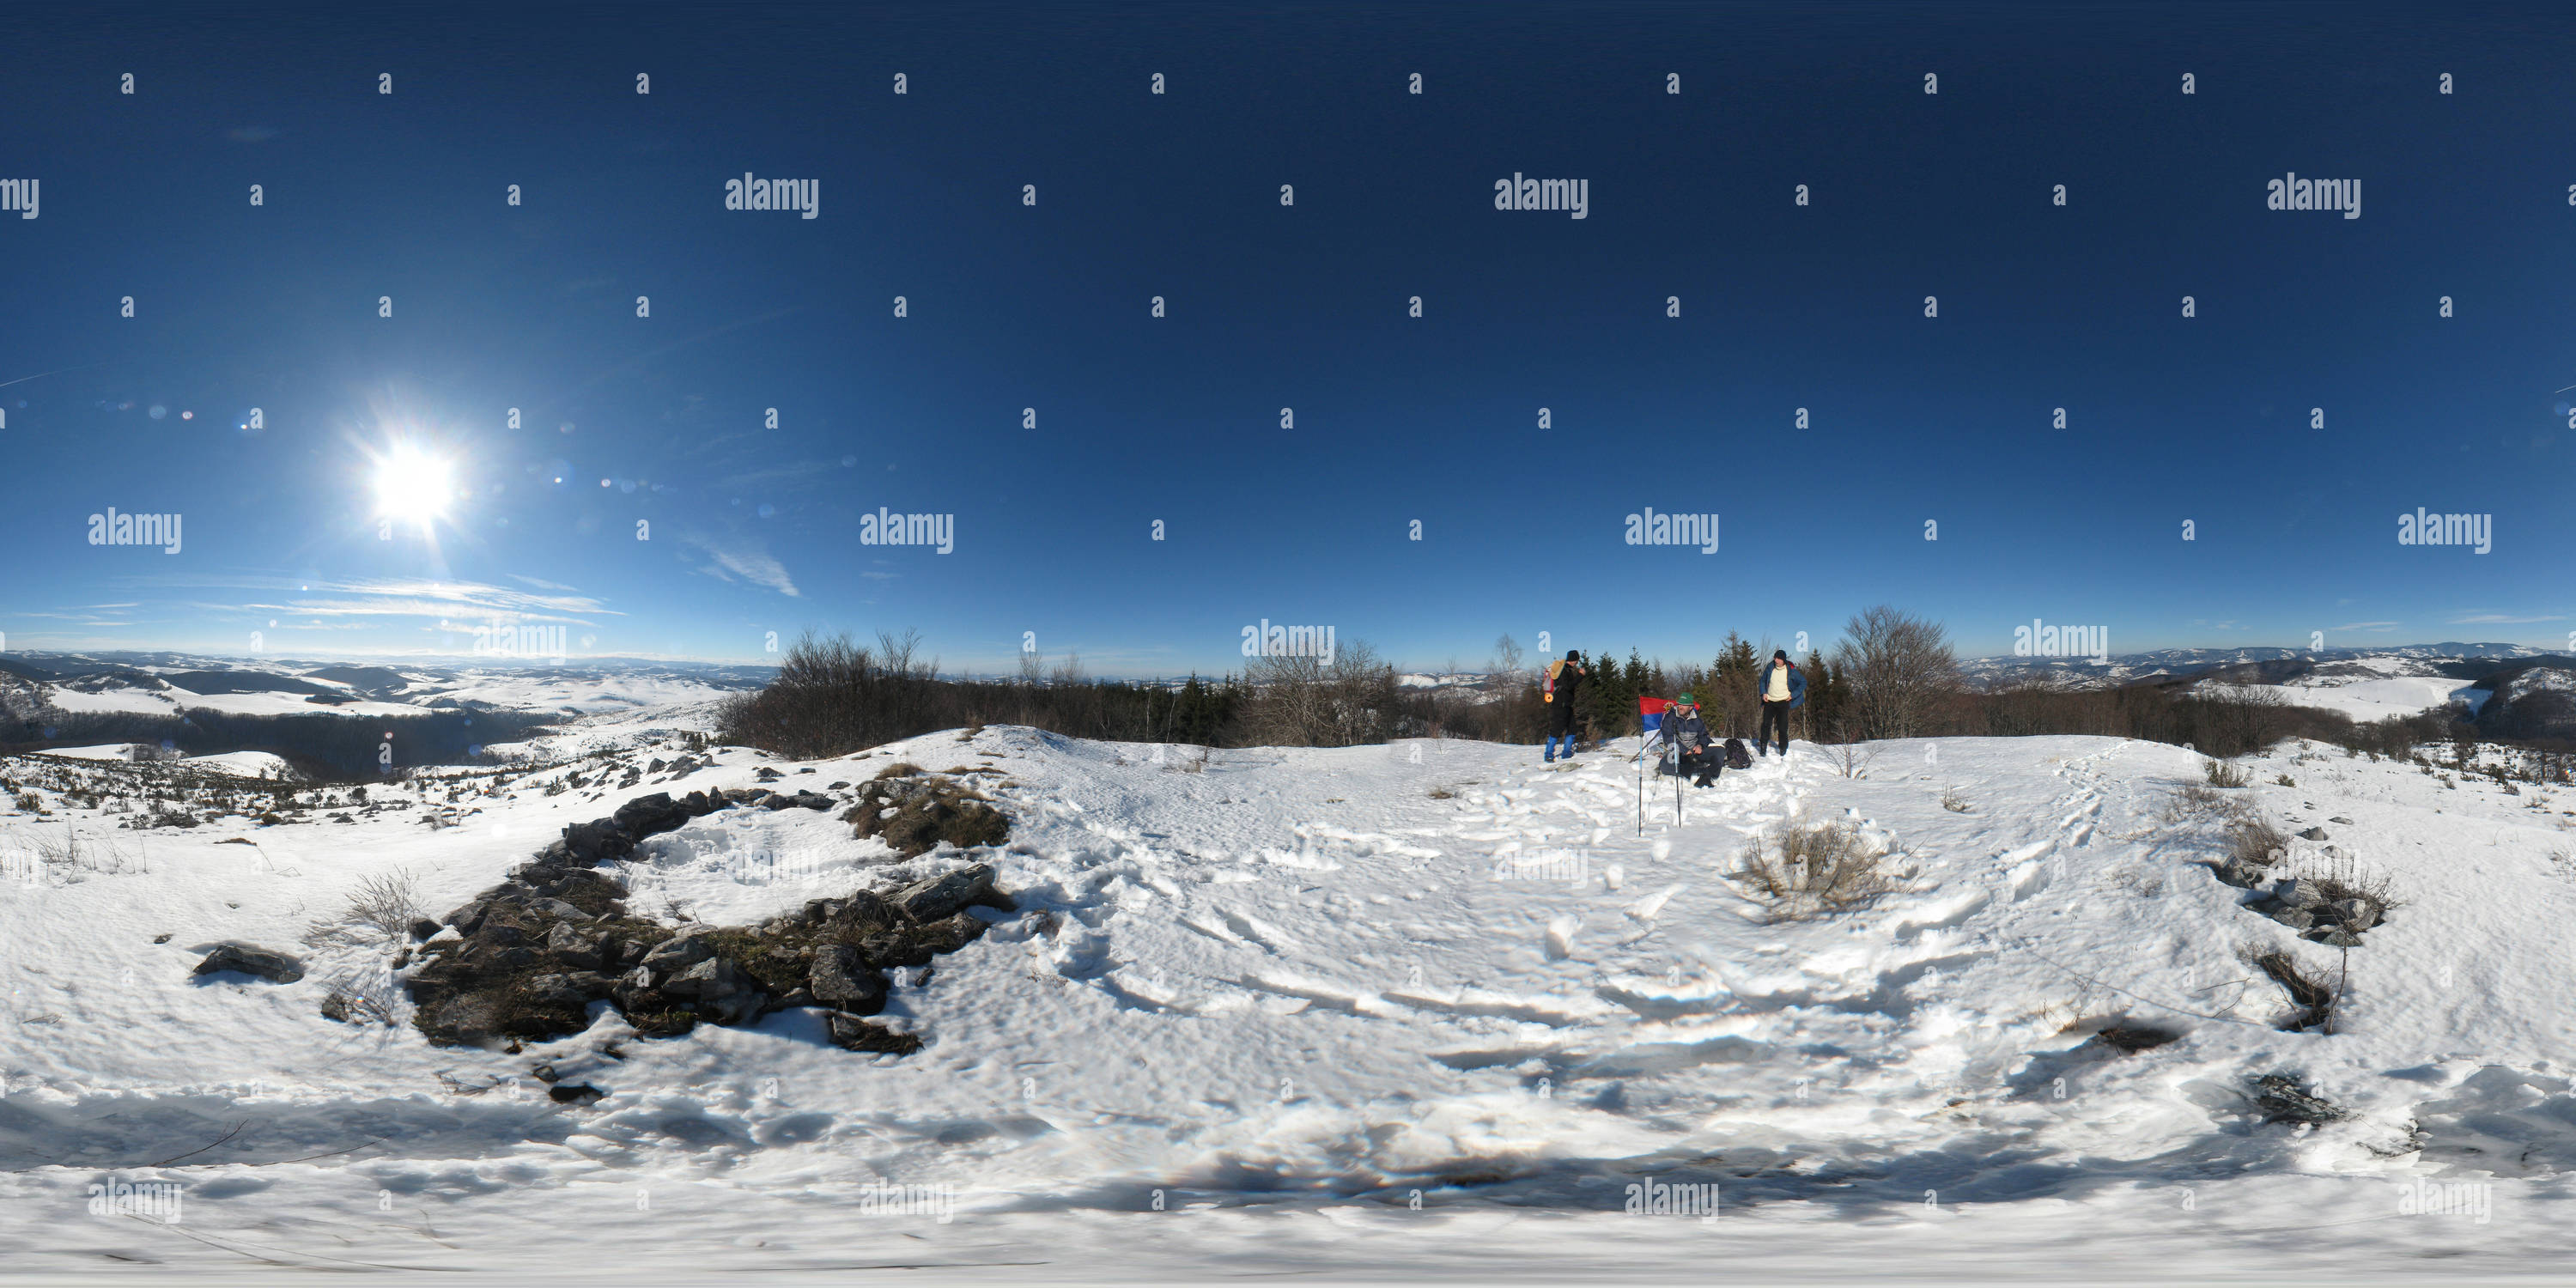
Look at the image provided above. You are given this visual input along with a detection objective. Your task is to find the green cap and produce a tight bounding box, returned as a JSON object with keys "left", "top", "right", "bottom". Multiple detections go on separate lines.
{"left": 1677, "top": 693, "right": 1693, "bottom": 704}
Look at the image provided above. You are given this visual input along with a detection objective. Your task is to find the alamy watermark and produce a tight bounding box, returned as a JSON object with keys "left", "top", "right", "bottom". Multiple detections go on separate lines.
{"left": 1625, "top": 507, "right": 1717, "bottom": 553}
{"left": 0, "top": 178, "right": 36, "bottom": 219}
{"left": 2397, "top": 508, "right": 2490, "bottom": 554}
{"left": 1241, "top": 620, "right": 1334, "bottom": 663}
{"left": 2395, "top": 1177, "right": 2492, "bottom": 1224}
{"left": 88, "top": 507, "right": 181, "bottom": 554}
{"left": 1622, "top": 1179, "right": 1717, "bottom": 1221}
{"left": 2266, "top": 172, "right": 2360, "bottom": 219}
{"left": 2012, "top": 618, "right": 2108, "bottom": 665}
{"left": 725, "top": 173, "right": 819, "bottom": 218}
{"left": 1494, "top": 172, "right": 1589, "bottom": 219}
{"left": 1490, "top": 848, "right": 1589, "bottom": 884}
{"left": 471, "top": 620, "right": 567, "bottom": 663}
{"left": 860, "top": 508, "right": 953, "bottom": 554}
{"left": 856, "top": 1179, "right": 955, "bottom": 1224}
{"left": 88, "top": 1179, "right": 183, "bottom": 1224}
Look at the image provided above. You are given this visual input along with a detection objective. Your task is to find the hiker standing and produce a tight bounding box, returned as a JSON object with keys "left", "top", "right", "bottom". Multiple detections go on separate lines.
{"left": 1755, "top": 648, "right": 1805, "bottom": 757}
{"left": 1543, "top": 649, "right": 1589, "bottom": 762}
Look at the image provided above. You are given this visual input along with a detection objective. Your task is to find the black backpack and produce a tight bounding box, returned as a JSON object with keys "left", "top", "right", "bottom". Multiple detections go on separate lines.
{"left": 1722, "top": 738, "right": 1753, "bottom": 769}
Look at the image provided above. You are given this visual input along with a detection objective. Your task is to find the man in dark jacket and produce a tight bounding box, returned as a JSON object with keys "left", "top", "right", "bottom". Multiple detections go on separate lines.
{"left": 1654, "top": 694, "right": 1721, "bottom": 787}
{"left": 1755, "top": 649, "right": 1806, "bottom": 757}
{"left": 1543, "top": 649, "right": 1589, "bottom": 762}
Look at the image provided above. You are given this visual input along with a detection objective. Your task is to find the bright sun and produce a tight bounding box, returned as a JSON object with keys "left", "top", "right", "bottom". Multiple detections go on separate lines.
{"left": 374, "top": 445, "right": 455, "bottom": 526}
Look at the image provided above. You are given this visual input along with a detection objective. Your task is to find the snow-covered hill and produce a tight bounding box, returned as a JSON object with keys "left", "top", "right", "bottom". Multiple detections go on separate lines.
{"left": 1, "top": 720, "right": 2571, "bottom": 1279}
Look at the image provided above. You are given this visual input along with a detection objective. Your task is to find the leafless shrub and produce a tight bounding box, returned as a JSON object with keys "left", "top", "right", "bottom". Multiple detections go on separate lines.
{"left": 2283, "top": 851, "right": 2403, "bottom": 918}
{"left": 1426, "top": 785, "right": 1456, "bottom": 799}
{"left": 320, "top": 969, "right": 403, "bottom": 1025}
{"left": 2227, "top": 817, "right": 2287, "bottom": 869}
{"left": 1731, "top": 821, "right": 1901, "bottom": 919}
{"left": 2204, "top": 758, "right": 2251, "bottom": 788}
{"left": 344, "top": 867, "right": 425, "bottom": 940}
{"left": 1939, "top": 784, "right": 1970, "bottom": 812}
{"left": 1826, "top": 734, "right": 1878, "bottom": 780}
{"left": 1238, "top": 638, "right": 1400, "bottom": 747}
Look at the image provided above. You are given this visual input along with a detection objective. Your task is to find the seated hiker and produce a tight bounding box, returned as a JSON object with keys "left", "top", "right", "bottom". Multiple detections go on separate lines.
{"left": 1654, "top": 693, "right": 1722, "bottom": 787}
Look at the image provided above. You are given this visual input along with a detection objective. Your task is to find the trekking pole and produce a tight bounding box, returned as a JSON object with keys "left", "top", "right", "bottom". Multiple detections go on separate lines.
{"left": 1635, "top": 736, "right": 1643, "bottom": 835}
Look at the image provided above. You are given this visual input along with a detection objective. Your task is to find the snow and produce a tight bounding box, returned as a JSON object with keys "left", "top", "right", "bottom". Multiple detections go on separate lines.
{"left": 36, "top": 686, "right": 178, "bottom": 714}
{"left": 24, "top": 743, "right": 148, "bottom": 761}
{"left": 2199, "top": 677, "right": 2488, "bottom": 721}
{"left": 2, "top": 721, "right": 2573, "bottom": 1278}
{"left": 180, "top": 750, "right": 298, "bottom": 779}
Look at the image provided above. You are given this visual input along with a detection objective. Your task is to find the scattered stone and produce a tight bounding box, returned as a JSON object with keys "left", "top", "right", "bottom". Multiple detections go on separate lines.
{"left": 548, "top": 1083, "right": 605, "bottom": 1105}
{"left": 2271, "top": 908, "right": 2314, "bottom": 931}
{"left": 860, "top": 912, "right": 987, "bottom": 969}
{"left": 151, "top": 933, "right": 171, "bottom": 945}
{"left": 193, "top": 942, "right": 305, "bottom": 983}
{"left": 408, "top": 917, "right": 442, "bottom": 941}
{"left": 2327, "top": 898, "right": 2379, "bottom": 931}
{"left": 2329, "top": 817, "right": 2353, "bottom": 825}
{"left": 641, "top": 933, "right": 716, "bottom": 975}
{"left": 891, "top": 863, "right": 998, "bottom": 922}
{"left": 2273, "top": 878, "right": 2324, "bottom": 910}
{"left": 546, "top": 922, "right": 606, "bottom": 969}
{"left": 811, "top": 944, "right": 890, "bottom": 1015}
{"left": 827, "top": 1014, "right": 923, "bottom": 1054}
{"left": 2297, "top": 826, "right": 2330, "bottom": 841}
{"left": 2251, "top": 1072, "right": 2348, "bottom": 1125}
{"left": 2093, "top": 1024, "right": 2180, "bottom": 1054}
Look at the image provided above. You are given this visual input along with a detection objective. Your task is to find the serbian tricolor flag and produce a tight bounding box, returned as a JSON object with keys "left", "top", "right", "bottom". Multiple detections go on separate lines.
{"left": 1639, "top": 696, "right": 1673, "bottom": 733}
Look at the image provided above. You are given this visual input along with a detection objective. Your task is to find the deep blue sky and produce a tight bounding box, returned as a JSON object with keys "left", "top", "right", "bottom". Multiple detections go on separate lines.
{"left": 3, "top": 3, "right": 2572, "bottom": 676}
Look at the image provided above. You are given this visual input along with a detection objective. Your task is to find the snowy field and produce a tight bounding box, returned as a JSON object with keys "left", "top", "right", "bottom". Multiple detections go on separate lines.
{"left": 1, "top": 720, "right": 2572, "bottom": 1283}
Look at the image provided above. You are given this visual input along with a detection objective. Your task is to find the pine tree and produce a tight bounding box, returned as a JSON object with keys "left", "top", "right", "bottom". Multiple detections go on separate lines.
{"left": 1802, "top": 649, "right": 1838, "bottom": 741}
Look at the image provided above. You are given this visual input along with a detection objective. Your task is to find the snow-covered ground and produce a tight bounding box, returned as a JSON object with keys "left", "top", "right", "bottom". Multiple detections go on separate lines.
{"left": 2200, "top": 677, "right": 2489, "bottom": 722}
{"left": 2, "top": 720, "right": 2572, "bottom": 1281}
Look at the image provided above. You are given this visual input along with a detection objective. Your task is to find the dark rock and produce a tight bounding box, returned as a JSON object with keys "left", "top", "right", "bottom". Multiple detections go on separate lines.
{"left": 548, "top": 1083, "right": 605, "bottom": 1105}
{"left": 647, "top": 758, "right": 666, "bottom": 774}
{"left": 547, "top": 922, "right": 605, "bottom": 969}
{"left": 193, "top": 942, "right": 305, "bottom": 983}
{"left": 2272, "top": 908, "right": 2315, "bottom": 931}
{"left": 2328, "top": 898, "right": 2379, "bottom": 930}
{"left": 562, "top": 818, "right": 635, "bottom": 864}
{"left": 774, "top": 987, "right": 816, "bottom": 1009}
{"left": 408, "top": 917, "right": 442, "bottom": 941}
{"left": 826, "top": 1014, "right": 922, "bottom": 1054}
{"left": 640, "top": 933, "right": 715, "bottom": 975}
{"left": 442, "top": 898, "right": 495, "bottom": 935}
{"left": 521, "top": 972, "right": 601, "bottom": 1013}
{"left": 2273, "top": 878, "right": 2324, "bottom": 910}
{"left": 612, "top": 793, "right": 692, "bottom": 841}
{"left": 152, "top": 933, "right": 171, "bottom": 944}
{"left": 532, "top": 1063, "right": 561, "bottom": 1083}
{"left": 2297, "top": 826, "right": 2330, "bottom": 841}
{"left": 811, "top": 945, "right": 889, "bottom": 1015}
{"left": 2329, "top": 817, "right": 2353, "bottom": 825}
{"left": 756, "top": 767, "right": 783, "bottom": 781}
{"left": 530, "top": 896, "right": 592, "bottom": 922}
{"left": 892, "top": 864, "right": 996, "bottom": 922}
{"left": 860, "top": 912, "right": 986, "bottom": 968}
{"left": 827, "top": 781, "right": 851, "bottom": 790}
{"left": 2215, "top": 860, "right": 2263, "bottom": 889}
{"left": 666, "top": 958, "right": 762, "bottom": 1023}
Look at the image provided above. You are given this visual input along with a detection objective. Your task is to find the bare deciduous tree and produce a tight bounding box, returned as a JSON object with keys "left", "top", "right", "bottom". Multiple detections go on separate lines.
{"left": 1830, "top": 605, "right": 1961, "bottom": 740}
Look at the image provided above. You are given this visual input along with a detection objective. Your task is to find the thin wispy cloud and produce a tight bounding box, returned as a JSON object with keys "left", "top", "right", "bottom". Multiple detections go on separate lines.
{"left": 2450, "top": 613, "right": 2566, "bottom": 625}
{"left": 681, "top": 532, "right": 801, "bottom": 597}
